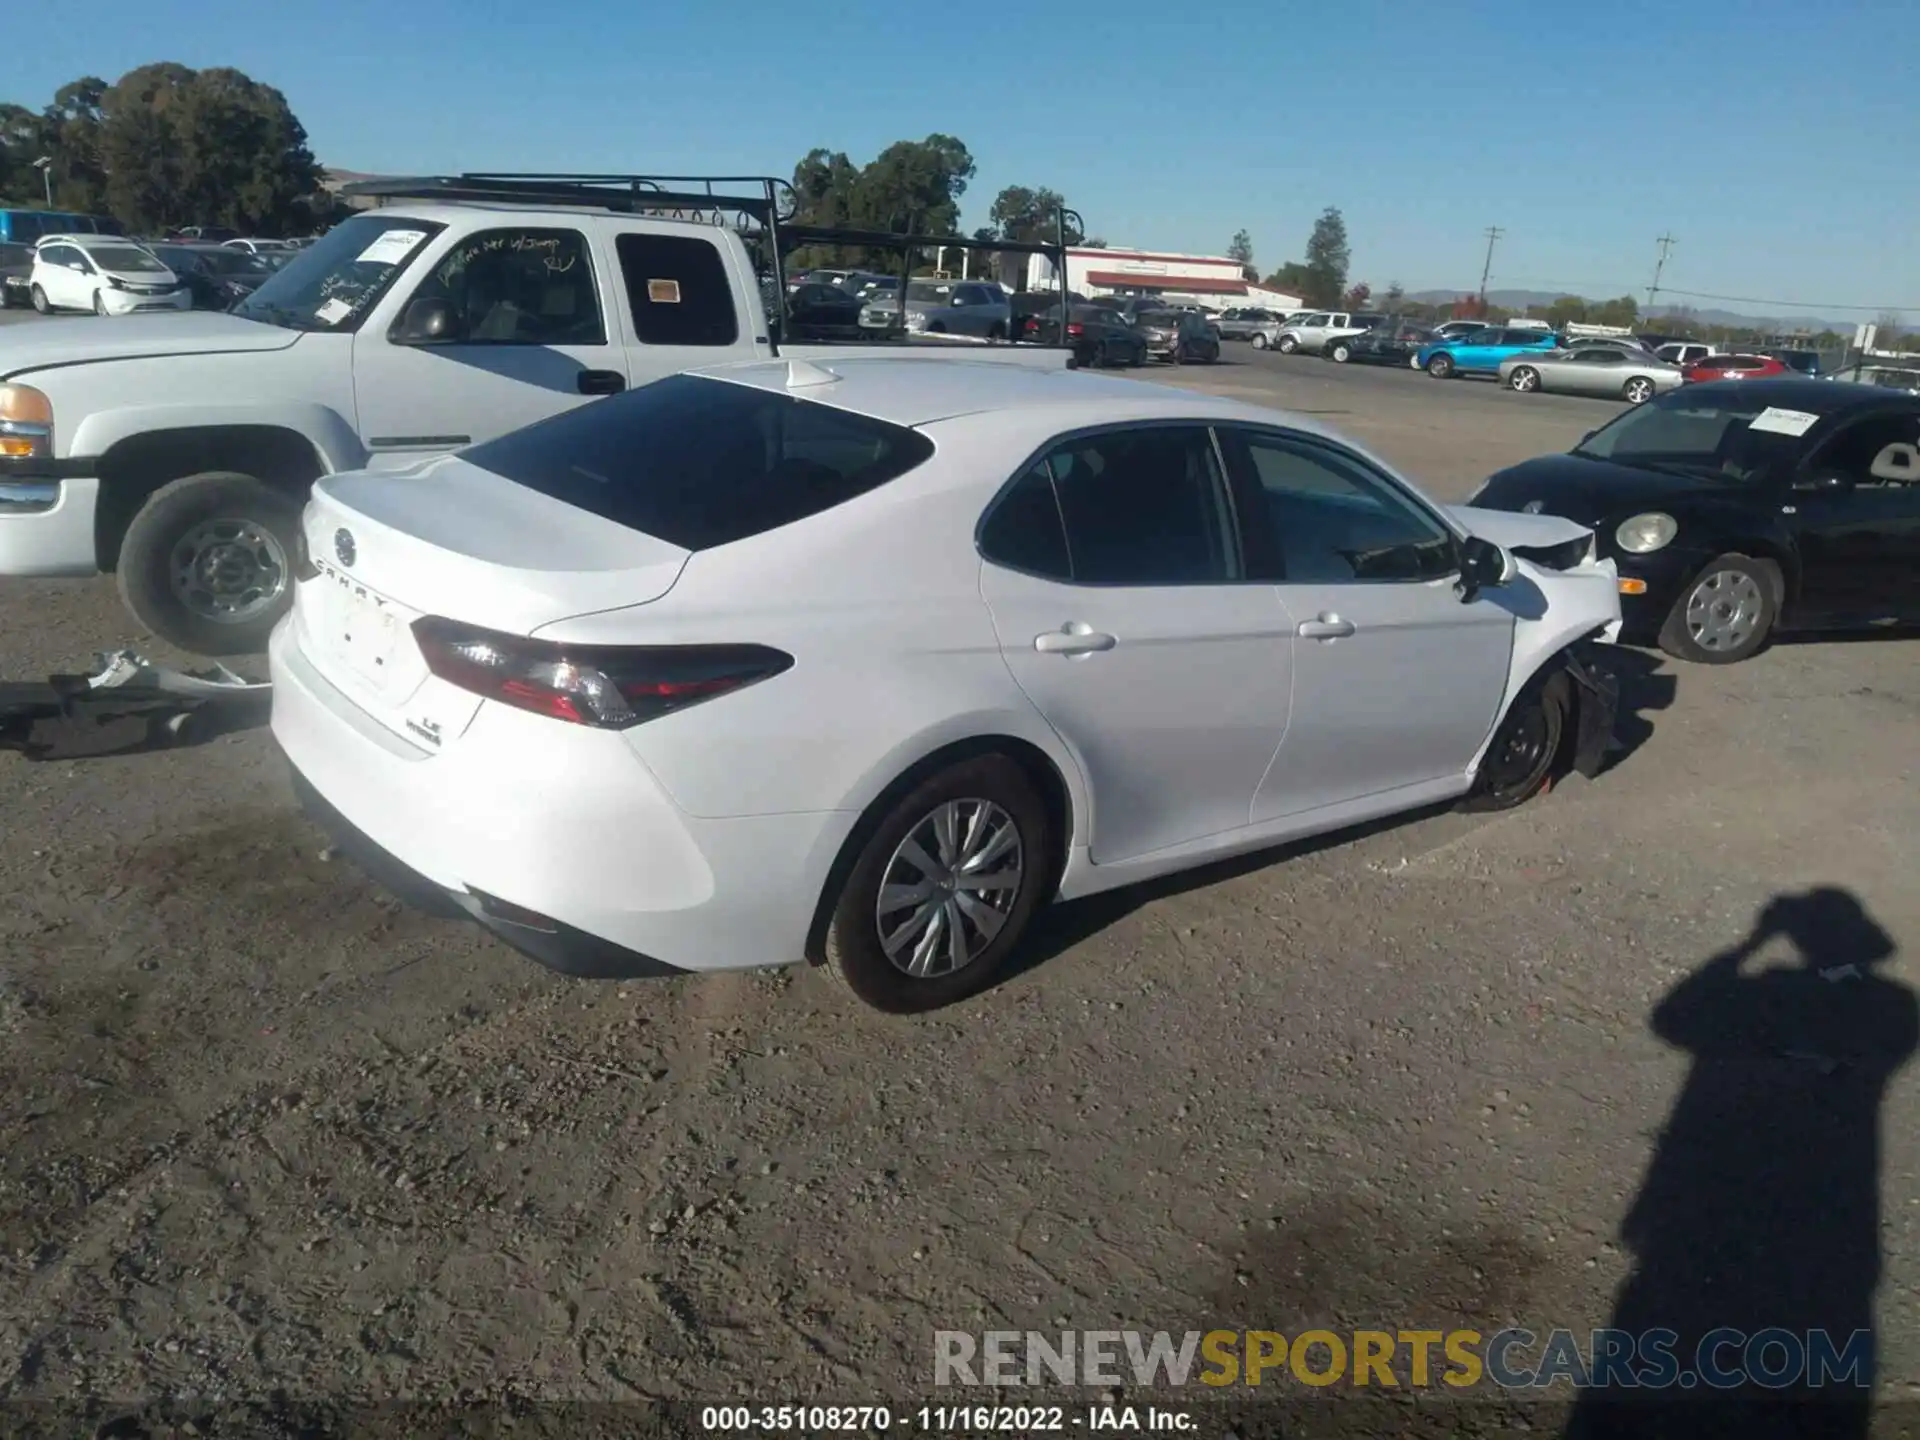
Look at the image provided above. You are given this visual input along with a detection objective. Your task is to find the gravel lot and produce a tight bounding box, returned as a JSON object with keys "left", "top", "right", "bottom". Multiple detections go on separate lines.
{"left": 2, "top": 322, "right": 1917, "bottom": 1432}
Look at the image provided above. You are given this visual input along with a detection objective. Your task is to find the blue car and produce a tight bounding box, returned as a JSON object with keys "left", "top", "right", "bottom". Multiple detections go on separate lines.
{"left": 1416, "top": 325, "right": 1561, "bottom": 379}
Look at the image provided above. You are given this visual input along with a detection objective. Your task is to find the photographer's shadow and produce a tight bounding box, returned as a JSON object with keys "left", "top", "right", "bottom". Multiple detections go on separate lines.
{"left": 1569, "top": 887, "right": 1915, "bottom": 1438}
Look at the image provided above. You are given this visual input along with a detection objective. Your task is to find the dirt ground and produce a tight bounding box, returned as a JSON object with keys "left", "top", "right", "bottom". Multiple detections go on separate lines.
{"left": 2, "top": 338, "right": 1918, "bottom": 1434}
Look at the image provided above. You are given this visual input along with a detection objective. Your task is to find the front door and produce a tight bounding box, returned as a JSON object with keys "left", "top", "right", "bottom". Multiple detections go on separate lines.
{"left": 350, "top": 225, "right": 620, "bottom": 472}
{"left": 976, "top": 425, "right": 1294, "bottom": 865}
{"left": 1791, "top": 406, "right": 1920, "bottom": 623}
{"left": 1215, "top": 428, "right": 1515, "bottom": 821}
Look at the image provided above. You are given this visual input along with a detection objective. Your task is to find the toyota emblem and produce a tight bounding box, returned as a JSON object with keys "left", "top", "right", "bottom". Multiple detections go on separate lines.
{"left": 1521, "top": 500, "right": 1545, "bottom": 514}
{"left": 334, "top": 528, "right": 357, "bottom": 566}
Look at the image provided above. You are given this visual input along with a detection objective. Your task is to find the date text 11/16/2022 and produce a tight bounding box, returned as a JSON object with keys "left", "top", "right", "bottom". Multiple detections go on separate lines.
{"left": 698, "top": 1404, "right": 1194, "bottom": 1431}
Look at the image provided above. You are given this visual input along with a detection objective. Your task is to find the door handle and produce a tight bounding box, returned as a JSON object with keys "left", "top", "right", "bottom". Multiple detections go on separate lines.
{"left": 577, "top": 369, "right": 626, "bottom": 396}
{"left": 1034, "top": 624, "right": 1117, "bottom": 655}
{"left": 1296, "top": 613, "right": 1356, "bottom": 640}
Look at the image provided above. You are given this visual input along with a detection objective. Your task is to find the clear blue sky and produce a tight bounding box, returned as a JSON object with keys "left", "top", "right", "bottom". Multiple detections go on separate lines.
{"left": 16, "top": 0, "right": 1917, "bottom": 316}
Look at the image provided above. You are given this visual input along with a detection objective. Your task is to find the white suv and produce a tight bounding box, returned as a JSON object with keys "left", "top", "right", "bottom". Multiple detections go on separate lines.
{"left": 29, "top": 236, "right": 191, "bottom": 316}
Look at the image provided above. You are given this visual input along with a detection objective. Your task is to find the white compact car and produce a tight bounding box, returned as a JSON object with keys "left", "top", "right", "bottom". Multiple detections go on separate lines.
{"left": 271, "top": 359, "right": 1624, "bottom": 1012}
{"left": 29, "top": 235, "right": 190, "bottom": 316}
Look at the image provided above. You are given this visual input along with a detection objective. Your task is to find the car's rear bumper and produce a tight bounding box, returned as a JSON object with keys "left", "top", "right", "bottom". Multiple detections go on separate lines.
{"left": 0, "top": 459, "right": 101, "bottom": 575}
{"left": 269, "top": 618, "right": 857, "bottom": 979}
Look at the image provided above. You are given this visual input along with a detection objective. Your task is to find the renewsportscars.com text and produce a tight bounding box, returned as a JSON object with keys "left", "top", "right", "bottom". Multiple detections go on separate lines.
{"left": 933, "top": 1328, "right": 1872, "bottom": 1391}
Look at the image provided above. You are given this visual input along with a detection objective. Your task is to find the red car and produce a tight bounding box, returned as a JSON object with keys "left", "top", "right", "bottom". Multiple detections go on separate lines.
{"left": 1682, "top": 353, "right": 1788, "bottom": 383}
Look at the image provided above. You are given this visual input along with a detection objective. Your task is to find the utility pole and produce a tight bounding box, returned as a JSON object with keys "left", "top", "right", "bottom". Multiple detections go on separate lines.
{"left": 1478, "top": 226, "right": 1503, "bottom": 304}
{"left": 1647, "top": 233, "right": 1676, "bottom": 315}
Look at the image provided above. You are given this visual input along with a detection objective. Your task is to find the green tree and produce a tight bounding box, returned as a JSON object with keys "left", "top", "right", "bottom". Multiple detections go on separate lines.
{"left": 42, "top": 76, "right": 108, "bottom": 211}
{"left": 1261, "top": 261, "right": 1312, "bottom": 297}
{"left": 1228, "top": 228, "right": 1255, "bottom": 280}
{"left": 1383, "top": 281, "right": 1405, "bottom": 308}
{"left": 1303, "top": 207, "right": 1350, "bottom": 308}
{"left": 1589, "top": 294, "right": 1641, "bottom": 328}
{"left": 0, "top": 103, "right": 48, "bottom": 202}
{"left": 1545, "top": 295, "right": 1587, "bottom": 330}
{"left": 851, "top": 133, "right": 974, "bottom": 236}
{"left": 988, "top": 185, "right": 1080, "bottom": 244}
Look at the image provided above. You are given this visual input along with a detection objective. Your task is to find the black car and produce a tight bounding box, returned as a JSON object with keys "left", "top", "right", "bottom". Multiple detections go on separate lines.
{"left": 1471, "top": 379, "right": 1920, "bottom": 664}
{"left": 0, "top": 242, "right": 31, "bottom": 308}
{"left": 1764, "top": 348, "right": 1827, "bottom": 379}
{"left": 784, "top": 281, "right": 866, "bottom": 336}
{"left": 1024, "top": 303, "right": 1148, "bottom": 368}
{"left": 151, "top": 243, "right": 276, "bottom": 309}
{"left": 1328, "top": 318, "right": 1436, "bottom": 366}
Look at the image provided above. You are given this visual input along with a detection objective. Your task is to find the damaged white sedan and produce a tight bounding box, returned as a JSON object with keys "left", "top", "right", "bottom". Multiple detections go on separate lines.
{"left": 272, "top": 358, "right": 1623, "bottom": 1013}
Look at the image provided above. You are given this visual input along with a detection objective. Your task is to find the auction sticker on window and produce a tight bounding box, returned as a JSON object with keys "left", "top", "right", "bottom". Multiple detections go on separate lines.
{"left": 647, "top": 278, "right": 682, "bottom": 304}
{"left": 356, "top": 228, "right": 429, "bottom": 266}
{"left": 1748, "top": 406, "right": 1820, "bottom": 437}
{"left": 314, "top": 297, "right": 354, "bottom": 326}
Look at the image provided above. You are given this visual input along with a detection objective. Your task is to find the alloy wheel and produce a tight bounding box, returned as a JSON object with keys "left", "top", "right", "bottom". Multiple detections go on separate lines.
{"left": 1625, "top": 377, "right": 1655, "bottom": 404}
{"left": 874, "top": 798, "right": 1024, "bottom": 979}
{"left": 1684, "top": 569, "right": 1765, "bottom": 653}
{"left": 1510, "top": 367, "right": 1539, "bottom": 392}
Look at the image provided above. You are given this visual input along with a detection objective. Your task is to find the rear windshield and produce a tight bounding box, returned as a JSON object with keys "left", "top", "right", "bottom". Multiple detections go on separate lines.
{"left": 461, "top": 373, "right": 936, "bottom": 551}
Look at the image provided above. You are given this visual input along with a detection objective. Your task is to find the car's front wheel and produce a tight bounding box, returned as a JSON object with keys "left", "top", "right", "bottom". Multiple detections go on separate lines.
{"left": 1509, "top": 365, "right": 1540, "bottom": 392}
{"left": 1427, "top": 353, "right": 1455, "bottom": 378}
{"left": 824, "top": 754, "right": 1055, "bottom": 1012}
{"left": 1251, "top": 333, "right": 1270, "bottom": 350}
{"left": 1276, "top": 334, "right": 1299, "bottom": 354}
{"left": 116, "top": 471, "right": 306, "bottom": 657}
{"left": 1658, "top": 554, "right": 1777, "bottom": 664}
{"left": 1462, "top": 670, "right": 1569, "bottom": 812}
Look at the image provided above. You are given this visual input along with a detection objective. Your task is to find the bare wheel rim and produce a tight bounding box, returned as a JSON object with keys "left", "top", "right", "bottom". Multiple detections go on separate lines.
{"left": 169, "top": 518, "right": 290, "bottom": 624}
{"left": 1511, "top": 367, "right": 1538, "bottom": 391}
{"left": 1625, "top": 378, "right": 1654, "bottom": 403}
{"left": 875, "top": 798, "right": 1024, "bottom": 979}
{"left": 1684, "top": 568, "right": 1765, "bottom": 651}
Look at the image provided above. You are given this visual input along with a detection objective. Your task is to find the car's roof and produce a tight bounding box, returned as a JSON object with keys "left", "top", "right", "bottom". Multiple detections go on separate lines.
{"left": 690, "top": 356, "right": 1291, "bottom": 432}
{"left": 1679, "top": 377, "right": 1912, "bottom": 413}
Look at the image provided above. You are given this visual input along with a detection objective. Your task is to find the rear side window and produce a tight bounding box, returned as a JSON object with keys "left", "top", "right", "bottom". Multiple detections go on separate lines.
{"left": 979, "top": 463, "right": 1072, "bottom": 579}
{"left": 615, "top": 233, "right": 740, "bottom": 346}
{"left": 461, "top": 374, "right": 932, "bottom": 551}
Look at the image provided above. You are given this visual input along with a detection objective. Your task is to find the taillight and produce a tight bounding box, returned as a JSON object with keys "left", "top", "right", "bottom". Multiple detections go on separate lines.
{"left": 411, "top": 617, "right": 792, "bottom": 729}
{"left": 1066, "top": 323, "right": 1084, "bottom": 337}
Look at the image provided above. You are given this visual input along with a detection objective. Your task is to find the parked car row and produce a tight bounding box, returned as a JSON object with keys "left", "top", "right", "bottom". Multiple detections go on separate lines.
{"left": 6, "top": 230, "right": 297, "bottom": 316}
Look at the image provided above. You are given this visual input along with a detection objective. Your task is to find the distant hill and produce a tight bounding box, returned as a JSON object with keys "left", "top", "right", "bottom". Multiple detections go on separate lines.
{"left": 1406, "top": 288, "right": 1857, "bottom": 334}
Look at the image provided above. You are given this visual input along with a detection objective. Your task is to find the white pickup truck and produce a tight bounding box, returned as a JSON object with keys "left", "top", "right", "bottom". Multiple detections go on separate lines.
{"left": 0, "top": 177, "right": 1074, "bottom": 654}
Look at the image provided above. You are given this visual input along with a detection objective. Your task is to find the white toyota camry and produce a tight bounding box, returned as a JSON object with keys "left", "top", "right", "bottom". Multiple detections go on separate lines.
{"left": 271, "top": 358, "right": 1624, "bottom": 1012}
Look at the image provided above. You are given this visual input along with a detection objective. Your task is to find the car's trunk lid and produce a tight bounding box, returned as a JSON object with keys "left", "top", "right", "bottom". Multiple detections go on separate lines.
{"left": 293, "top": 458, "right": 691, "bottom": 749}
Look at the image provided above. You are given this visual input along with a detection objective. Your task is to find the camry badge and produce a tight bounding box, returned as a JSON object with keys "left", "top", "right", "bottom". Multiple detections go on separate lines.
{"left": 1522, "top": 500, "right": 1545, "bottom": 514}
{"left": 334, "top": 528, "right": 357, "bottom": 566}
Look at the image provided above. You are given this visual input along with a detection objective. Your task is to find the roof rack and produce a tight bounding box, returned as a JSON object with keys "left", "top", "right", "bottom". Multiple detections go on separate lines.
{"left": 339, "top": 171, "right": 1085, "bottom": 342}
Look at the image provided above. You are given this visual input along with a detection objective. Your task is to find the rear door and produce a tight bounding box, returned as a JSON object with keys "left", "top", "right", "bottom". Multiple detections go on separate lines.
{"left": 610, "top": 229, "right": 762, "bottom": 383}
{"left": 350, "top": 224, "right": 621, "bottom": 470}
{"left": 976, "top": 424, "right": 1294, "bottom": 864}
{"left": 1216, "top": 427, "right": 1513, "bottom": 821}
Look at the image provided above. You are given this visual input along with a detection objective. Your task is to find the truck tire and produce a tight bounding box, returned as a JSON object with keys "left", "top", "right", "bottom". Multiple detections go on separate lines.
{"left": 116, "top": 471, "right": 306, "bottom": 657}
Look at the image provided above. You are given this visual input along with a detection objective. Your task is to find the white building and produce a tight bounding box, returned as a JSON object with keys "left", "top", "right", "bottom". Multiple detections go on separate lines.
{"left": 1023, "top": 246, "right": 1300, "bottom": 311}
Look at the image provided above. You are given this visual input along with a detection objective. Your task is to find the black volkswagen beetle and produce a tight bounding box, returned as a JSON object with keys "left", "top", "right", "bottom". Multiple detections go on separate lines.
{"left": 1469, "top": 378, "right": 1920, "bottom": 663}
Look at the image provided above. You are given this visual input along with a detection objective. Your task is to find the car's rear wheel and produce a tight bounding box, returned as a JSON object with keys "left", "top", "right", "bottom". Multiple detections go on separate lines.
{"left": 824, "top": 754, "right": 1054, "bottom": 1013}
{"left": 1277, "top": 334, "right": 1299, "bottom": 354}
{"left": 116, "top": 471, "right": 306, "bottom": 657}
{"left": 1509, "top": 365, "right": 1540, "bottom": 392}
{"left": 1623, "top": 376, "right": 1656, "bottom": 404}
{"left": 1427, "top": 353, "right": 1455, "bottom": 378}
{"left": 1462, "top": 670, "right": 1569, "bottom": 812}
{"left": 30, "top": 284, "right": 50, "bottom": 314}
{"left": 1330, "top": 342, "right": 1352, "bottom": 363}
{"left": 1658, "top": 554, "right": 1777, "bottom": 665}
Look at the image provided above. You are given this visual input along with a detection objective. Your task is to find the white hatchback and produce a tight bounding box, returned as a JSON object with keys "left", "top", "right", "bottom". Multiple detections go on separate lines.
{"left": 271, "top": 358, "right": 1624, "bottom": 1012}
{"left": 29, "top": 235, "right": 190, "bottom": 316}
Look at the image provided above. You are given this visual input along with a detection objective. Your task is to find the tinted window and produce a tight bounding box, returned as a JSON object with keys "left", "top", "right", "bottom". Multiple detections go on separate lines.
{"left": 462, "top": 374, "right": 933, "bottom": 550}
{"left": 615, "top": 233, "right": 740, "bottom": 346}
{"left": 1042, "top": 427, "right": 1239, "bottom": 585}
{"left": 979, "top": 462, "right": 1072, "bottom": 579}
{"left": 1576, "top": 348, "right": 1627, "bottom": 364}
{"left": 1232, "top": 431, "right": 1456, "bottom": 584}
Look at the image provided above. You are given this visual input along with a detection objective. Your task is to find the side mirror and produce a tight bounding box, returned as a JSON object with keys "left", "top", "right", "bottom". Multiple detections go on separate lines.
{"left": 394, "top": 296, "right": 459, "bottom": 344}
{"left": 1458, "top": 535, "right": 1513, "bottom": 599}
